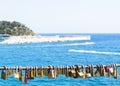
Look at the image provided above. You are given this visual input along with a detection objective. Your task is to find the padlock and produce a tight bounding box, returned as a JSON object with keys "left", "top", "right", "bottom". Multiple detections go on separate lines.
{"left": 51, "top": 70, "right": 55, "bottom": 78}
{"left": 65, "top": 66, "right": 69, "bottom": 77}
{"left": 53, "top": 66, "right": 57, "bottom": 78}
{"left": 28, "top": 69, "right": 31, "bottom": 79}
{"left": 86, "top": 65, "right": 90, "bottom": 73}
{"left": 7, "top": 69, "right": 10, "bottom": 76}
{"left": 37, "top": 68, "right": 40, "bottom": 77}
{"left": 108, "top": 71, "right": 111, "bottom": 78}
{"left": 31, "top": 69, "right": 34, "bottom": 79}
{"left": 61, "top": 66, "right": 64, "bottom": 75}
{"left": 35, "top": 67, "right": 39, "bottom": 77}
{"left": 109, "top": 66, "right": 114, "bottom": 75}
{"left": 68, "top": 66, "right": 72, "bottom": 77}
{"left": 106, "top": 65, "right": 111, "bottom": 78}
{"left": 14, "top": 68, "right": 19, "bottom": 80}
{"left": 20, "top": 75, "right": 25, "bottom": 83}
{"left": 18, "top": 69, "right": 24, "bottom": 83}
{"left": 114, "top": 65, "right": 118, "bottom": 79}
{"left": 115, "top": 72, "right": 118, "bottom": 79}
{"left": 102, "top": 66, "right": 106, "bottom": 76}
{"left": 38, "top": 66, "right": 44, "bottom": 77}
{"left": 72, "top": 66, "right": 77, "bottom": 78}
{"left": 33, "top": 67, "right": 35, "bottom": 76}
{"left": 108, "top": 67, "right": 111, "bottom": 78}
{"left": 95, "top": 65, "right": 99, "bottom": 76}
{"left": 100, "top": 65, "right": 103, "bottom": 76}
{"left": 113, "top": 65, "right": 116, "bottom": 78}
{"left": 28, "top": 68, "right": 34, "bottom": 80}
{"left": 9, "top": 68, "right": 13, "bottom": 76}
{"left": 75, "top": 65, "right": 80, "bottom": 78}
{"left": 82, "top": 66, "right": 86, "bottom": 79}
{"left": 57, "top": 67, "right": 61, "bottom": 75}
{"left": 48, "top": 66, "right": 56, "bottom": 79}
{"left": 90, "top": 65, "right": 94, "bottom": 77}
{"left": 25, "top": 69, "right": 28, "bottom": 84}
{"left": 59, "top": 67, "right": 61, "bottom": 75}
{"left": 105, "top": 66, "right": 109, "bottom": 73}
{"left": 79, "top": 66, "right": 86, "bottom": 79}
{"left": 78, "top": 71, "right": 84, "bottom": 77}
{"left": 101, "top": 65, "right": 104, "bottom": 76}
{"left": 86, "top": 65, "right": 91, "bottom": 78}
{"left": 54, "top": 70, "right": 57, "bottom": 78}
{"left": 1, "top": 69, "right": 8, "bottom": 80}
{"left": 77, "top": 66, "right": 83, "bottom": 78}
{"left": 18, "top": 70, "right": 22, "bottom": 81}
{"left": 48, "top": 66, "right": 52, "bottom": 79}
{"left": 55, "top": 66, "right": 59, "bottom": 77}
{"left": 62, "top": 67, "right": 64, "bottom": 75}
{"left": 14, "top": 72, "right": 19, "bottom": 79}
{"left": 60, "top": 67, "right": 63, "bottom": 75}
{"left": 43, "top": 67, "right": 48, "bottom": 76}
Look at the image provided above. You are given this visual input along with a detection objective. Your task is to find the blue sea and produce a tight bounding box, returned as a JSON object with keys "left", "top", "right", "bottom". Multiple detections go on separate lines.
{"left": 0, "top": 34, "right": 120, "bottom": 86}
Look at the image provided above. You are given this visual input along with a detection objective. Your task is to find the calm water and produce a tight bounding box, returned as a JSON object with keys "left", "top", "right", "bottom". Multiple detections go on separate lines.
{"left": 0, "top": 34, "right": 120, "bottom": 86}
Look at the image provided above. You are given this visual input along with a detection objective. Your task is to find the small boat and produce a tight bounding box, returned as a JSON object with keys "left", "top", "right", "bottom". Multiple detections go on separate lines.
{"left": 0, "top": 34, "right": 10, "bottom": 37}
{"left": 0, "top": 34, "right": 10, "bottom": 41}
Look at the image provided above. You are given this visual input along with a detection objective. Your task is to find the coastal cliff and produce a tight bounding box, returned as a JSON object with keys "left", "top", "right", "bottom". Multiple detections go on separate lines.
{"left": 0, "top": 21, "right": 36, "bottom": 36}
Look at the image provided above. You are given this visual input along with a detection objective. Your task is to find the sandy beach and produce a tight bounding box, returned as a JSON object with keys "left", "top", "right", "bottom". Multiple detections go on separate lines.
{"left": 0, "top": 35, "right": 90, "bottom": 44}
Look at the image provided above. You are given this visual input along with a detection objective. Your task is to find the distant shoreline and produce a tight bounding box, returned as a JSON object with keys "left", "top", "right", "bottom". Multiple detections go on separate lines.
{"left": 0, "top": 35, "right": 90, "bottom": 44}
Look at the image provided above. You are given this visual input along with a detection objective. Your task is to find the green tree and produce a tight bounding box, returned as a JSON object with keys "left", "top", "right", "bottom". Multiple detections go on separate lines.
{"left": 0, "top": 21, "right": 36, "bottom": 36}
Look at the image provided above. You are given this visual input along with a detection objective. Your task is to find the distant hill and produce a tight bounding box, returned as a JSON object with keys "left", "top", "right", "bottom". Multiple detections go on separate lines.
{"left": 0, "top": 21, "right": 36, "bottom": 36}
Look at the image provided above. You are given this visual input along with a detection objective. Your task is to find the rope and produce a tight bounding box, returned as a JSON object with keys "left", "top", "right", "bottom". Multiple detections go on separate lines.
{"left": 0, "top": 64, "right": 120, "bottom": 70}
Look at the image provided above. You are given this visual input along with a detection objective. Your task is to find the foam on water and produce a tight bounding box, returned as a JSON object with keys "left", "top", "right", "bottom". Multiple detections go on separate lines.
{"left": 0, "top": 41, "right": 94, "bottom": 48}
{"left": 64, "top": 42, "right": 94, "bottom": 46}
{"left": 68, "top": 49, "right": 120, "bottom": 55}
{"left": 50, "top": 42, "right": 95, "bottom": 47}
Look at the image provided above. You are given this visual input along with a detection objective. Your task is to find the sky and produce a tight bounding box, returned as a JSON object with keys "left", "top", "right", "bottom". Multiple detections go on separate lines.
{"left": 0, "top": 0, "right": 120, "bottom": 33}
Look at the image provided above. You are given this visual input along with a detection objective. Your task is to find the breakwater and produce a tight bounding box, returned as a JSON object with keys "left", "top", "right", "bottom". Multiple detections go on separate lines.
{"left": 0, "top": 35, "right": 90, "bottom": 44}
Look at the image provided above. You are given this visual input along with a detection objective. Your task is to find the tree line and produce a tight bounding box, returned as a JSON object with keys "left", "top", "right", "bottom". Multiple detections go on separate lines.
{"left": 0, "top": 21, "right": 36, "bottom": 36}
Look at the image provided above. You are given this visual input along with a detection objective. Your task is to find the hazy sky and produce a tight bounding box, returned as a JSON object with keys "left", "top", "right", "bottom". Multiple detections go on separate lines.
{"left": 0, "top": 0, "right": 120, "bottom": 33}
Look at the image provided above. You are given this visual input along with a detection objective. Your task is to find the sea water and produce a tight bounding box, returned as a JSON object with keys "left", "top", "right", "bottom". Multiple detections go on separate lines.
{"left": 0, "top": 34, "right": 120, "bottom": 86}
